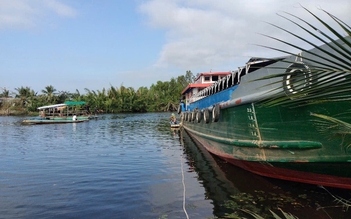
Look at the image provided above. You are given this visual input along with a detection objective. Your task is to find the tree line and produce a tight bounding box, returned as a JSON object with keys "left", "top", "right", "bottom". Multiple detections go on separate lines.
{"left": 0, "top": 71, "right": 195, "bottom": 114}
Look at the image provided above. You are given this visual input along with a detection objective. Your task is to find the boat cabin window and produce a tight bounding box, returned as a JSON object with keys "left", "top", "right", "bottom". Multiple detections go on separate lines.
{"left": 212, "top": 75, "right": 219, "bottom": 81}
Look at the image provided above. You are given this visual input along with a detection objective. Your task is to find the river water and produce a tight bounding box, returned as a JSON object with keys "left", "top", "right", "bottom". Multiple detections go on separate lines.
{"left": 0, "top": 113, "right": 351, "bottom": 219}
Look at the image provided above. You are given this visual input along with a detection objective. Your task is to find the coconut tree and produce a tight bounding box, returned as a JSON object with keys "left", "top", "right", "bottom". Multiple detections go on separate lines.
{"left": 15, "top": 86, "right": 34, "bottom": 98}
{"left": 84, "top": 88, "right": 97, "bottom": 109}
{"left": 41, "top": 85, "right": 57, "bottom": 103}
{"left": 0, "top": 88, "right": 10, "bottom": 98}
{"left": 71, "top": 89, "right": 83, "bottom": 101}
{"left": 106, "top": 85, "right": 121, "bottom": 112}
{"left": 133, "top": 86, "right": 149, "bottom": 112}
{"left": 185, "top": 70, "right": 196, "bottom": 84}
{"left": 95, "top": 88, "right": 107, "bottom": 112}
{"left": 57, "top": 90, "right": 72, "bottom": 103}
{"left": 13, "top": 86, "right": 40, "bottom": 112}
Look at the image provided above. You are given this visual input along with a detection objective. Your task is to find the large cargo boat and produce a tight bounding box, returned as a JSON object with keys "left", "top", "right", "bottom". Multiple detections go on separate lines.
{"left": 179, "top": 11, "right": 351, "bottom": 189}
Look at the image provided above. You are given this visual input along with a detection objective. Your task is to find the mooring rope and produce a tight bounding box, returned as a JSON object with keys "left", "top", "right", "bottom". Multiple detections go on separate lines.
{"left": 181, "top": 154, "right": 190, "bottom": 219}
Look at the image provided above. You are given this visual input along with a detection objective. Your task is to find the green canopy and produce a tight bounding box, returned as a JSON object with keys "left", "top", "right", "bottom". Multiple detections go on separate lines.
{"left": 64, "top": 101, "right": 86, "bottom": 106}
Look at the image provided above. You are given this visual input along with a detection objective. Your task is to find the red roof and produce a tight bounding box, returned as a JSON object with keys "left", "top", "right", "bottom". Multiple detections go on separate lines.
{"left": 181, "top": 83, "right": 212, "bottom": 95}
{"left": 181, "top": 71, "right": 232, "bottom": 95}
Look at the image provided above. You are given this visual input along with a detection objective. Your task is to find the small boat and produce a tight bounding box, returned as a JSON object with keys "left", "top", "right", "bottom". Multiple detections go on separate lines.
{"left": 170, "top": 123, "right": 181, "bottom": 129}
{"left": 22, "top": 118, "right": 86, "bottom": 125}
{"left": 22, "top": 101, "right": 91, "bottom": 125}
{"left": 170, "top": 123, "right": 182, "bottom": 132}
{"left": 170, "top": 113, "right": 181, "bottom": 130}
{"left": 37, "top": 101, "right": 96, "bottom": 120}
{"left": 178, "top": 12, "right": 351, "bottom": 189}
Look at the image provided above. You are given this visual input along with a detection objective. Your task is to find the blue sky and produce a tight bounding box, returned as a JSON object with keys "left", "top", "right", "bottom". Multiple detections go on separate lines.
{"left": 1, "top": 0, "right": 350, "bottom": 95}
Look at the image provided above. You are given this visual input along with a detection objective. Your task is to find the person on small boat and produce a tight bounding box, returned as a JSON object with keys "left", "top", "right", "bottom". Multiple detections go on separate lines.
{"left": 73, "top": 114, "right": 77, "bottom": 121}
{"left": 85, "top": 104, "right": 90, "bottom": 114}
{"left": 40, "top": 110, "right": 45, "bottom": 118}
{"left": 170, "top": 113, "right": 177, "bottom": 125}
{"left": 94, "top": 106, "right": 98, "bottom": 116}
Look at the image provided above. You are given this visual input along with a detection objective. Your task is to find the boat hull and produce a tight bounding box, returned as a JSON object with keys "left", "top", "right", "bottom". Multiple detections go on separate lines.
{"left": 22, "top": 119, "right": 86, "bottom": 125}
{"left": 46, "top": 115, "right": 95, "bottom": 120}
{"left": 170, "top": 123, "right": 181, "bottom": 129}
{"left": 186, "top": 129, "right": 351, "bottom": 189}
{"left": 182, "top": 101, "right": 351, "bottom": 189}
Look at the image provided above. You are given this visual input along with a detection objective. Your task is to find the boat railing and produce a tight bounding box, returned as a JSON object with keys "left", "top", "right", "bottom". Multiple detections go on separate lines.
{"left": 192, "top": 67, "right": 245, "bottom": 99}
{"left": 188, "top": 95, "right": 206, "bottom": 104}
{"left": 190, "top": 58, "right": 278, "bottom": 100}
{"left": 42, "top": 109, "right": 90, "bottom": 117}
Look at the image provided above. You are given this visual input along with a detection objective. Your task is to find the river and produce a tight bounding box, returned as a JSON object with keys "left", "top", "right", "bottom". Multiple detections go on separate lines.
{"left": 0, "top": 113, "right": 350, "bottom": 219}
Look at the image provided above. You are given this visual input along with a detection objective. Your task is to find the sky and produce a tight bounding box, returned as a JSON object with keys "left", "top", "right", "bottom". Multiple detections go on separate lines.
{"left": 1, "top": 0, "right": 350, "bottom": 95}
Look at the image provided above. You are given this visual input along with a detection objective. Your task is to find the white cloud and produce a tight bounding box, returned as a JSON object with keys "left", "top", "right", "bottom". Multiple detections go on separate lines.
{"left": 0, "top": 0, "right": 77, "bottom": 29}
{"left": 44, "top": 0, "right": 77, "bottom": 18}
{"left": 139, "top": 0, "right": 351, "bottom": 72}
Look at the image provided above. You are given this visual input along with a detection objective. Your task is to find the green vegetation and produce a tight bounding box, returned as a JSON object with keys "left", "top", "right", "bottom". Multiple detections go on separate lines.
{"left": 0, "top": 70, "right": 195, "bottom": 115}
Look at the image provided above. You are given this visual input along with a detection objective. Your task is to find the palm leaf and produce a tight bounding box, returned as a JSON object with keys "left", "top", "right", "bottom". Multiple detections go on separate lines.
{"left": 276, "top": 209, "right": 299, "bottom": 219}
{"left": 311, "top": 113, "right": 351, "bottom": 135}
{"left": 311, "top": 112, "right": 351, "bottom": 151}
{"left": 241, "top": 209, "right": 266, "bottom": 219}
{"left": 254, "top": 7, "right": 351, "bottom": 107}
{"left": 241, "top": 208, "right": 298, "bottom": 219}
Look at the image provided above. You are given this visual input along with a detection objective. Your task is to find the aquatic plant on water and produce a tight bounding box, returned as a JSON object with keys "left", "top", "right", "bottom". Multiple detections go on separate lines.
{"left": 318, "top": 186, "right": 351, "bottom": 211}
{"left": 242, "top": 208, "right": 298, "bottom": 219}
{"left": 221, "top": 189, "right": 307, "bottom": 219}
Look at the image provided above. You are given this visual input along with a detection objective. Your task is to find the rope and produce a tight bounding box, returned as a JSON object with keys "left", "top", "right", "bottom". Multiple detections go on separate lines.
{"left": 181, "top": 154, "right": 190, "bottom": 219}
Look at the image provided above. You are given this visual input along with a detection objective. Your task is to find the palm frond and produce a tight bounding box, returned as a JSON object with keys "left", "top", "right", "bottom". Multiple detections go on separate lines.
{"left": 311, "top": 113, "right": 351, "bottom": 135}
{"left": 310, "top": 112, "right": 351, "bottom": 151}
{"left": 318, "top": 186, "right": 351, "bottom": 211}
{"left": 241, "top": 209, "right": 266, "bottom": 219}
{"left": 241, "top": 208, "right": 298, "bottom": 219}
{"left": 255, "top": 7, "right": 351, "bottom": 107}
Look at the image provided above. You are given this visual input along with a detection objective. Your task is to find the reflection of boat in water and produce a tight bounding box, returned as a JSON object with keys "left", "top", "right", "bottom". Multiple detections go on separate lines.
{"left": 180, "top": 129, "right": 351, "bottom": 219}
{"left": 179, "top": 130, "right": 239, "bottom": 218}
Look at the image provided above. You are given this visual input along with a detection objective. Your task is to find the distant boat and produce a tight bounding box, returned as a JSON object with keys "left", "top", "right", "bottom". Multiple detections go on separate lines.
{"left": 178, "top": 33, "right": 351, "bottom": 189}
{"left": 37, "top": 101, "right": 97, "bottom": 120}
{"left": 22, "top": 117, "right": 86, "bottom": 125}
{"left": 170, "top": 123, "right": 181, "bottom": 132}
{"left": 22, "top": 101, "right": 92, "bottom": 125}
{"left": 170, "top": 113, "right": 181, "bottom": 130}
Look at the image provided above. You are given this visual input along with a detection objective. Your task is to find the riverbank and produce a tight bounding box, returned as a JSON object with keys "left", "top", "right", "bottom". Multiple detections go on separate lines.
{"left": 0, "top": 108, "right": 37, "bottom": 116}
{"left": 0, "top": 98, "right": 30, "bottom": 116}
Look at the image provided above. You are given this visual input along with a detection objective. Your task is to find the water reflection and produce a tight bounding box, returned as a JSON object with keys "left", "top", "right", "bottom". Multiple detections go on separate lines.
{"left": 179, "top": 129, "right": 351, "bottom": 219}
{"left": 72, "top": 123, "right": 76, "bottom": 132}
{"left": 1, "top": 114, "right": 350, "bottom": 219}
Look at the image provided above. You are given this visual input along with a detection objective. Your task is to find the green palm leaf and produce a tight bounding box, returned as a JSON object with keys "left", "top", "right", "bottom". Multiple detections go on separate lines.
{"left": 254, "top": 7, "right": 351, "bottom": 107}
{"left": 310, "top": 112, "right": 351, "bottom": 150}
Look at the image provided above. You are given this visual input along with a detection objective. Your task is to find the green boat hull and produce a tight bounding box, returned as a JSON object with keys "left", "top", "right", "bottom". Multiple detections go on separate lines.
{"left": 182, "top": 101, "right": 351, "bottom": 189}
{"left": 22, "top": 119, "right": 86, "bottom": 125}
